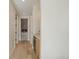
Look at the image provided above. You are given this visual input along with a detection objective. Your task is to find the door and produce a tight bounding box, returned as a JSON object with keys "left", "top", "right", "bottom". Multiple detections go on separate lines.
{"left": 21, "top": 18, "right": 28, "bottom": 41}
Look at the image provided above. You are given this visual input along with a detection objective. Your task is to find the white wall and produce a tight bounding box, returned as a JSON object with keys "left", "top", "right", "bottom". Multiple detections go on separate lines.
{"left": 28, "top": 16, "right": 33, "bottom": 42}
{"left": 9, "top": 1, "right": 16, "bottom": 56}
{"left": 17, "top": 16, "right": 21, "bottom": 41}
{"left": 40, "top": 0, "right": 69, "bottom": 59}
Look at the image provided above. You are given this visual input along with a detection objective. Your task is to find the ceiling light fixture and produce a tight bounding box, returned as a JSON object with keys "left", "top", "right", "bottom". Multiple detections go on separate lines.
{"left": 22, "top": 0, "right": 25, "bottom": 2}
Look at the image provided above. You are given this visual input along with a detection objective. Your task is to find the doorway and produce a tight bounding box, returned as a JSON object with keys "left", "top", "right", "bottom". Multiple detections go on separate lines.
{"left": 21, "top": 18, "right": 28, "bottom": 41}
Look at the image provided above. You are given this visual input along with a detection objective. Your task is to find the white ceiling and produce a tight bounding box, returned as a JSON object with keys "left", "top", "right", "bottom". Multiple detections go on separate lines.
{"left": 12, "top": 0, "right": 34, "bottom": 16}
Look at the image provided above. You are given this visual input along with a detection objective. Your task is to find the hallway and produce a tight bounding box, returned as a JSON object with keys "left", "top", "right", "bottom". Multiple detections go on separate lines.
{"left": 9, "top": 0, "right": 41, "bottom": 59}
{"left": 10, "top": 41, "right": 35, "bottom": 59}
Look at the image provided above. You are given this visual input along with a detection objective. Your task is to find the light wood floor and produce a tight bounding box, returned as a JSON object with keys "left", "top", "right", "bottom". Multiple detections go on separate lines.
{"left": 10, "top": 41, "right": 35, "bottom": 59}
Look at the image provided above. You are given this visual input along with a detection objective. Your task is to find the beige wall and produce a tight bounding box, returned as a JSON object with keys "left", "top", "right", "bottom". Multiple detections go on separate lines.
{"left": 9, "top": 1, "right": 16, "bottom": 56}
{"left": 32, "top": 1, "right": 41, "bottom": 35}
